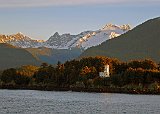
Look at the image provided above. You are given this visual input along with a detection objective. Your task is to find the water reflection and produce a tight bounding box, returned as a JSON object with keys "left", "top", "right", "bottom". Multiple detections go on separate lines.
{"left": 0, "top": 90, "right": 160, "bottom": 114}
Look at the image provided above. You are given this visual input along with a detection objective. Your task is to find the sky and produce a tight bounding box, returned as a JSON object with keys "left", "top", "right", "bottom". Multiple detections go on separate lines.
{"left": 0, "top": 0, "right": 160, "bottom": 40}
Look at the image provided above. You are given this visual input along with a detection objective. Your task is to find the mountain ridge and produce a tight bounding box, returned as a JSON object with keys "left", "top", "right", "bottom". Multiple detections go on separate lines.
{"left": 0, "top": 43, "right": 40, "bottom": 69}
{"left": 0, "top": 24, "right": 130, "bottom": 50}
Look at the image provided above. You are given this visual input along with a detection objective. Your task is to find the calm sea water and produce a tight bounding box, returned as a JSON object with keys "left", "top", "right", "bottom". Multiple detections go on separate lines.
{"left": 0, "top": 90, "right": 160, "bottom": 114}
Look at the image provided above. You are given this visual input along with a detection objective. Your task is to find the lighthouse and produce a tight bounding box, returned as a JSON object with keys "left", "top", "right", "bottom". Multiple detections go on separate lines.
{"left": 99, "top": 64, "right": 110, "bottom": 77}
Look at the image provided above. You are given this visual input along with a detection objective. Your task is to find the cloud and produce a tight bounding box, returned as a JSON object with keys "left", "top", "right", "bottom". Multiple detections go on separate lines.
{"left": 0, "top": 0, "right": 159, "bottom": 8}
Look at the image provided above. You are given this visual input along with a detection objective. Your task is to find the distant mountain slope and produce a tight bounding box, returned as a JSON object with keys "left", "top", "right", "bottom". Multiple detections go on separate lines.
{"left": 80, "top": 17, "right": 160, "bottom": 62}
{"left": 0, "top": 43, "right": 40, "bottom": 69}
{"left": 26, "top": 47, "right": 82, "bottom": 64}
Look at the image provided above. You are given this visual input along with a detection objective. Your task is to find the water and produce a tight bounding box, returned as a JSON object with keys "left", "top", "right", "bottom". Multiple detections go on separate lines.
{"left": 0, "top": 90, "right": 160, "bottom": 114}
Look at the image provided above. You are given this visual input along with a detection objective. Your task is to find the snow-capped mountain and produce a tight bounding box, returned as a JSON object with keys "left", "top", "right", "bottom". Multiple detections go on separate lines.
{"left": 44, "top": 24, "right": 130, "bottom": 50}
{"left": 70, "top": 24, "right": 130, "bottom": 49}
{"left": 44, "top": 31, "right": 92, "bottom": 49}
{"left": 0, "top": 24, "right": 131, "bottom": 49}
{"left": 0, "top": 32, "right": 44, "bottom": 48}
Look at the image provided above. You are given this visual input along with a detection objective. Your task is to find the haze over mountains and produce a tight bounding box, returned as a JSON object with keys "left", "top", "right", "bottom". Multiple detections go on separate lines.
{"left": 26, "top": 47, "right": 82, "bottom": 64}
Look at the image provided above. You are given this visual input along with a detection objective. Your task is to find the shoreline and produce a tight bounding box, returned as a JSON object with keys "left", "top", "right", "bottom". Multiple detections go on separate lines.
{"left": 0, "top": 85, "right": 160, "bottom": 95}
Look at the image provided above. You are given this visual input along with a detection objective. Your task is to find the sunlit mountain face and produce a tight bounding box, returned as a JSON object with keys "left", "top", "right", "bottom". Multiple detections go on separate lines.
{"left": 0, "top": 32, "right": 44, "bottom": 48}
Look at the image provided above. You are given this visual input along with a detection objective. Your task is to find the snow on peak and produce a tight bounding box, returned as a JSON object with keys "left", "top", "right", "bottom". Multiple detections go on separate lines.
{"left": 0, "top": 32, "right": 43, "bottom": 48}
{"left": 73, "top": 23, "right": 131, "bottom": 49}
{"left": 0, "top": 23, "right": 131, "bottom": 49}
{"left": 102, "top": 23, "right": 131, "bottom": 31}
{"left": 102, "top": 23, "right": 119, "bottom": 30}
{"left": 109, "top": 32, "right": 121, "bottom": 39}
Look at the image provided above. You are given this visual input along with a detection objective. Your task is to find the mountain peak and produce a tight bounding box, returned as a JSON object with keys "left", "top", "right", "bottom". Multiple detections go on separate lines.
{"left": 102, "top": 23, "right": 119, "bottom": 30}
{"left": 16, "top": 32, "right": 23, "bottom": 35}
{"left": 53, "top": 32, "right": 60, "bottom": 37}
{"left": 102, "top": 23, "right": 131, "bottom": 31}
{"left": 15, "top": 32, "right": 25, "bottom": 36}
{"left": 0, "top": 33, "right": 42, "bottom": 48}
{"left": 11, "top": 32, "right": 28, "bottom": 40}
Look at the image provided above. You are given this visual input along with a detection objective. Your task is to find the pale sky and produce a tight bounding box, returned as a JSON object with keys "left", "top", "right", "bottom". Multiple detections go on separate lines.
{"left": 0, "top": 0, "right": 159, "bottom": 7}
{"left": 0, "top": 0, "right": 160, "bottom": 40}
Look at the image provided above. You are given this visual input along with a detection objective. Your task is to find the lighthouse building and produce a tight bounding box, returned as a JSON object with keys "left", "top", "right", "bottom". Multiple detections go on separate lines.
{"left": 99, "top": 65, "right": 110, "bottom": 77}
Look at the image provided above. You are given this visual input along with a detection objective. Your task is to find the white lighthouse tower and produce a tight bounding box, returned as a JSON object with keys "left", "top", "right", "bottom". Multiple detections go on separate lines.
{"left": 99, "top": 64, "right": 110, "bottom": 77}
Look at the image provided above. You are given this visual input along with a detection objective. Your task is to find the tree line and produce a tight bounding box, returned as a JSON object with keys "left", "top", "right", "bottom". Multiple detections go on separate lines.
{"left": 0, "top": 56, "right": 160, "bottom": 92}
